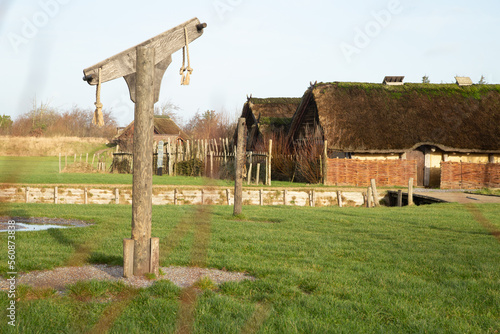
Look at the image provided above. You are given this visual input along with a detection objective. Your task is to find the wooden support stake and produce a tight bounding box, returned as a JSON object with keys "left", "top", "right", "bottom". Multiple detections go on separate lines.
{"left": 54, "top": 186, "right": 58, "bottom": 204}
{"left": 370, "top": 179, "right": 380, "bottom": 207}
{"left": 25, "top": 187, "right": 29, "bottom": 203}
{"left": 367, "top": 187, "right": 373, "bottom": 208}
{"left": 226, "top": 189, "right": 230, "bottom": 205}
{"left": 150, "top": 237, "right": 160, "bottom": 276}
{"left": 311, "top": 190, "right": 315, "bottom": 207}
{"left": 247, "top": 162, "right": 252, "bottom": 185}
{"left": 84, "top": 188, "right": 88, "bottom": 204}
{"left": 115, "top": 188, "right": 119, "bottom": 204}
{"left": 397, "top": 190, "right": 403, "bottom": 207}
{"left": 233, "top": 118, "right": 245, "bottom": 215}
{"left": 256, "top": 163, "right": 260, "bottom": 185}
{"left": 323, "top": 140, "right": 328, "bottom": 184}
{"left": 123, "top": 239, "right": 134, "bottom": 278}
{"left": 259, "top": 189, "right": 263, "bottom": 206}
{"left": 268, "top": 140, "right": 273, "bottom": 186}
{"left": 337, "top": 190, "right": 343, "bottom": 208}
{"left": 283, "top": 189, "right": 287, "bottom": 206}
{"left": 174, "top": 188, "right": 178, "bottom": 205}
{"left": 91, "top": 154, "right": 95, "bottom": 166}
{"left": 201, "top": 189, "right": 204, "bottom": 205}
{"left": 408, "top": 178, "right": 414, "bottom": 206}
{"left": 131, "top": 46, "right": 154, "bottom": 276}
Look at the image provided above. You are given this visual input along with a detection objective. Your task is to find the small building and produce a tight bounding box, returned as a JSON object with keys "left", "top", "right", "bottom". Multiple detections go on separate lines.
{"left": 114, "top": 116, "right": 188, "bottom": 152}
{"left": 288, "top": 82, "right": 500, "bottom": 187}
{"left": 237, "top": 96, "right": 301, "bottom": 150}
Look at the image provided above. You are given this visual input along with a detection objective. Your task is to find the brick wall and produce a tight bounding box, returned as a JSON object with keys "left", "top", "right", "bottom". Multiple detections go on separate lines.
{"left": 326, "top": 159, "right": 417, "bottom": 187}
{"left": 440, "top": 162, "right": 500, "bottom": 189}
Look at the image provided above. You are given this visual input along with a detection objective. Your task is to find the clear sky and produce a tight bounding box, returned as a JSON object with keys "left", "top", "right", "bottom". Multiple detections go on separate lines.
{"left": 1, "top": 0, "right": 499, "bottom": 126}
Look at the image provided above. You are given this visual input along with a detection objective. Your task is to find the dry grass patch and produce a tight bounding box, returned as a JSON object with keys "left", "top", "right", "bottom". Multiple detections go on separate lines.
{"left": 0, "top": 136, "right": 108, "bottom": 156}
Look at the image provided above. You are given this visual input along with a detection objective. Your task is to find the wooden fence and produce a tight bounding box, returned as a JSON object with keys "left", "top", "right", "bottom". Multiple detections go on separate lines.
{"left": 440, "top": 161, "right": 500, "bottom": 189}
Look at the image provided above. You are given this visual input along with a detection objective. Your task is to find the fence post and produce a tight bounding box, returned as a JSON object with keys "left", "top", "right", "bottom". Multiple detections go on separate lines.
{"left": 259, "top": 189, "right": 263, "bottom": 206}
{"left": 84, "top": 188, "right": 88, "bottom": 204}
{"left": 201, "top": 189, "right": 204, "bottom": 205}
{"left": 234, "top": 118, "right": 246, "bottom": 215}
{"left": 247, "top": 152, "right": 253, "bottom": 185}
{"left": 408, "top": 178, "right": 414, "bottom": 206}
{"left": 54, "top": 186, "right": 58, "bottom": 204}
{"left": 323, "top": 140, "right": 328, "bottom": 185}
{"left": 174, "top": 189, "right": 178, "bottom": 205}
{"left": 283, "top": 189, "right": 287, "bottom": 206}
{"left": 25, "top": 187, "right": 29, "bottom": 203}
{"left": 256, "top": 163, "right": 261, "bottom": 185}
{"left": 226, "top": 189, "right": 230, "bottom": 205}
{"left": 311, "top": 190, "right": 315, "bottom": 207}
{"left": 367, "top": 187, "right": 373, "bottom": 208}
{"left": 337, "top": 190, "right": 343, "bottom": 208}
{"left": 397, "top": 189, "right": 403, "bottom": 207}
{"left": 115, "top": 188, "right": 119, "bottom": 204}
{"left": 86, "top": 153, "right": 89, "bottom": 164}
{"left": 268, "top": 139, "right": 273, "bottom": 186}
{"left": 370, "top": 179, "right": 379, "bottom": 207}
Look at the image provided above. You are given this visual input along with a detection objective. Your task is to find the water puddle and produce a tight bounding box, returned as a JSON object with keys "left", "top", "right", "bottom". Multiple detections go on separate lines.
{"left": 0, "top": 217, "right": 92, "bottom": 232}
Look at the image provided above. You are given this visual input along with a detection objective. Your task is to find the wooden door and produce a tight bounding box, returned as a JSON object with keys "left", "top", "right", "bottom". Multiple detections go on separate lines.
{"left": 406, "top": 149, "right": 425, "bottom": 186}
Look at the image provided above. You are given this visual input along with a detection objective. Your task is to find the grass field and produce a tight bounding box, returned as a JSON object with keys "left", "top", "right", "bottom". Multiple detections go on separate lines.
{"left": 1, "top": 203, "right": 499, "bottom": 333}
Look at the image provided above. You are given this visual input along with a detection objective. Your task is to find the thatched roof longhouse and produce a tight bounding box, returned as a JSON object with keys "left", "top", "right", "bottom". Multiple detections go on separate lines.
{"left": 288, "top": 82, "right": 500, "bottom": 154}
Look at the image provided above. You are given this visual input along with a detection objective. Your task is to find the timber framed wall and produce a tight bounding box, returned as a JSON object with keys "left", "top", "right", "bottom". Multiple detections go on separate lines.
{"left": 326, "top": 159, "right": 417, "bottom": 187}
{"left": 440, "top": 162, "right": 500, "bottom": 189}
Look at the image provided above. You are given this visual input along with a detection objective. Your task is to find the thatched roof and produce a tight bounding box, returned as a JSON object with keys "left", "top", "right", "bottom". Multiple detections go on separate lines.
{"left": 288, "top": 82, "right": 500, "bottom": 153}
{"left": 238, "top": 97, "right": 301, "bottom": 149}
{"left": 115, "top": 116, "right": 188, "bottom": 141}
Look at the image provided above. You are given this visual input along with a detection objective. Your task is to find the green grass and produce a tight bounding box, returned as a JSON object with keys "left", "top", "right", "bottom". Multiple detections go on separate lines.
{"left": 469, "top": 188, "right": 500, "bottom": 197}
{"left": 1, "top": 203, "right": 499, "bottom": 333}
{"left": 0, "top": 156, "right": 233, "bottom": 186}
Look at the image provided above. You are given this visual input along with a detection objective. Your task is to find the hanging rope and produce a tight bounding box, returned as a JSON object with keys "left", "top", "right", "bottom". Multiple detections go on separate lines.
{"left": 92, "top": 68, "right": 105, "bottom": 127}
{"left": 180, "top": 27, "right": 193, "bottom": 85}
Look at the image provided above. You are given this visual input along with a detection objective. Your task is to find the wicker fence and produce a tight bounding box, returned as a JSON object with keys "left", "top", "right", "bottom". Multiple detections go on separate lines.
{"left": 326, "top": 159, "right": 417, "bottom": 187}
{"left": 440, "top": 162, "right": 500, "bottom": 189}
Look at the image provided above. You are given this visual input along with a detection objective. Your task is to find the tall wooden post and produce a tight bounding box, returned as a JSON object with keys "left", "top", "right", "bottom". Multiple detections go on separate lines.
{"left": 132, "top": 46, "right": 155, "bottom": 276}
{"left": 267, "top": 139, "right": 273, "bottom": 186}
{"left": 234, "top": 117, "right": 245, "bottom": 215}
{"left": 370, "top": 179, "right": 379, "bottom": 207}
{"left": 408, "top": 178, "right": 414, "bottom": 206}
{"left": 323, "top": 140, "right": 328, "bottom": 185}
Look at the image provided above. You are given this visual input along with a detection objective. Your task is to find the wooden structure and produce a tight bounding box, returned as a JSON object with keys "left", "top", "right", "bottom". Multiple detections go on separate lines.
{"left": 288, "top": 81, "right": 500, "bottom": 187}
{"left": 114, "top": 116, "right": 188, "bottom": 152}
{"left": 82, "top": 18, "right": 206, "bottom": 277}
{"left": 237, "top": 97, "right": 301, "bottom": 151}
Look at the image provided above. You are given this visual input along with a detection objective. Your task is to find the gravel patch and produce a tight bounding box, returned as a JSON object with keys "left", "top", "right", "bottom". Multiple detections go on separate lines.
{"left": 0, "top": 265, "right": 254, "bottom": 291}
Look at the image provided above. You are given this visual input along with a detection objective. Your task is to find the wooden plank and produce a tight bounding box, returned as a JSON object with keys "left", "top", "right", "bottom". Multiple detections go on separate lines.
{"left": 132, "top": 46, "right": 154, "bottom": 276}
{"left": 83, "top": 18, "right": 204, "bottom": 85}
{"left": 150, "top": 237, "right": 160, "bottom": 276}
{"left": 123, "top": 239, "right": 134, "bottom": 278}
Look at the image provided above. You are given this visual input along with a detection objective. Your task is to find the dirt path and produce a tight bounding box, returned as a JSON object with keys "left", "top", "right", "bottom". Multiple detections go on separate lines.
{"left": 414, "top": 191, "right": 500, "bottom": 204}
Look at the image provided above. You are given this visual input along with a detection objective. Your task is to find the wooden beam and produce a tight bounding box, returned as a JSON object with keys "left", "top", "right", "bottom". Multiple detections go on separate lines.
{"left": 132, "top": 46, "right": 155, "bottom": 276}
{"left": 83, "top": 18, "right": 204, "bottom": 85}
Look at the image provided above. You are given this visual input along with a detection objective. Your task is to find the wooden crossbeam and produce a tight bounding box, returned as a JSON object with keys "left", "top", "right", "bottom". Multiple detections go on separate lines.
{"left": 83, "top": 18, "right": 205, "bottom": 85}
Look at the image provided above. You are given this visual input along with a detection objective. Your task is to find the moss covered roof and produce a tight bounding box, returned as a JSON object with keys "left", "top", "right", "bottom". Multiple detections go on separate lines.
{"left": 289, "top": 82, "right": 500, "bottom": 153}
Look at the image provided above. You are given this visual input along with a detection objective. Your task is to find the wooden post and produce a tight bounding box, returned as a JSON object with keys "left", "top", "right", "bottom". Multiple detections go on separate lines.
{"left": 84, "top": 188, "right": 88, "bottom": 204}
{"left": 131, "top": 46, "right": 154, "bottom": 276}
{"left": 25, "top": 187, "right": 29, "bottom": 203}
{"left": 201, "top": 189, "right": 204, "bottom": 205}
{"left": 370, "top": 179, "right": 379, "bottom": 207}
{"left": 233, "top": 118, "right": 245, "bottom": 215}
{"left": 210, "top": 151, "right": 214, "bottom": 178}
{"left": 283, "top": 189, "right": 287, "bottom": 206}
{"left": 86, "top": 153, "right": 89, "bottom": 164}
{"left": 59, "top": 153, "right": 61, "bottom": 173}
{"left": 367, "top": 187, "right": 373, "bottom": 208}
{"left": 174, "top": 188, "right": 178, "bottom": 205}
{"left": 256, "top": 163, "right": 261, "bottom": 185}
{"left": 323, "top": 140, "right": 328, "bottom": 185}
{"left": 259, "top": 189, "right": 263, "bottom": 206}
{"left": 54, "top": 186, "right": 58, "bottom": 204}
{"left": 397, "top": 190, "right": 403, "bottom": 207}
{"left": 268, "top": 139, "right": 273, "bottom": 186}
{"left": 123, "top": 239, "right": 134, "bottom": 278}
{"left": 311, "top": 190, "right": 315, "bottom": 207}
{"left": 226, "top": 188, "right": 230, "bottom": 205}
{"left": 115, "top": 188, "right": 119, "bottom": 204}
{"left": 150, "top": 237, "right": 160, "bottom": 276}
{"left": 91, "top": 154, "right": 95, "bottom": 167}
{"left": 408, "top": 178, "right": 414, "bottom": 206}
{"left": 247, "top": 161, "right": 253, "bottom": 185}
{"left": 337, "top": 190, "right": 343, "bottom": 208}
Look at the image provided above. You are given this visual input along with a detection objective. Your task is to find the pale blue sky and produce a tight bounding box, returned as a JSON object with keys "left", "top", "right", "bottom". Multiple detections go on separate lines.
{"left": 1, "top": 0, "right": 499, "bottom": 126}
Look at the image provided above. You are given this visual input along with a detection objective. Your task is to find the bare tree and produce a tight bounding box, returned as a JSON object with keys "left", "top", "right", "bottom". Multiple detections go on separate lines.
{"left": 154, "top": 99, "right": 182, "bottom": 125}
{"left": 422, "top": 75, "right": 430, "bottom": 84}
{"left": 478, "top": 75, "right": 487, "bottom": 85}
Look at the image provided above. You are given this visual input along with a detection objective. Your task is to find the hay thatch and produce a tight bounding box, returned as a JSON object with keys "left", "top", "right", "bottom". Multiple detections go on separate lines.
{"left": 239, "top": 97, "right": 301, "bottom": 150}
{"left": 115, "top": 116, "right": 188, "bottom": 152}
{"left": 288, "top": 82, "right": 500, "bottom": 153}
